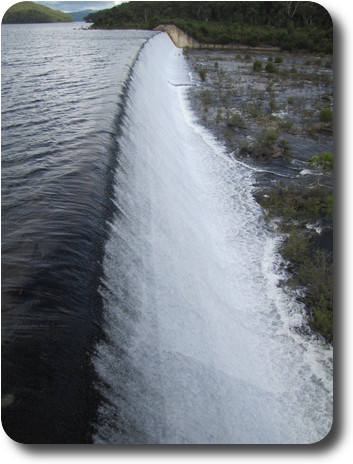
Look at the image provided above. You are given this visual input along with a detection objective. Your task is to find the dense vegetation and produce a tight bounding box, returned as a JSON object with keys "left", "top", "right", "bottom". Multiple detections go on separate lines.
{"left": 258, "top": 150, "right": 333, "bottom": 341}
{"left": 85, "top": 1, "right": 332, "bottom": 53}
{"left": 2, "top": 1, "right": 73, "bottom": 24}
{"left": 259, "top": 174, "right": 333, "bottom": 342}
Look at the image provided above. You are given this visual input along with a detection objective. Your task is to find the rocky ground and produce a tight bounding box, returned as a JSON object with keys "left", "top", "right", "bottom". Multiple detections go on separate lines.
{"left": 185, "top": 47, "right": 334, "bottom": 341}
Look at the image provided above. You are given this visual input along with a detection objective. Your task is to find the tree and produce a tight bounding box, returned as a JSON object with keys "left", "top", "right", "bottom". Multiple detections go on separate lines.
{"left": 286, "top": 1, "right": 301, "bottom": 20}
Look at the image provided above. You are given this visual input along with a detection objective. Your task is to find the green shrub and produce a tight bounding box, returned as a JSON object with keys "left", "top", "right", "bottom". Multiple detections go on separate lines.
{"left": 199, "top": 89, "right": 212, "bottom": 107}
{"left": 275, "top": 55, "right": 283, "bottom": 63}
{"left": 198, "top": 68, "right": 207, "bottom": 81}
{"left": 256, "top": 128, "right": 279, "bottom": 155}
{"left": 279, "top": 138, "right": 290, "bottom": 155}
{"left": 253, "top": 59, "right": 262, "bottom": 72}
{"left": 269, "top": 96, "right": 276, "bottom": 112}
{"left": 259, "top": 183, "right": 333, "bottom": 224}
{"left": 309, "top": 151, "right": 333, "bottom": 171}
{"left": 265, "top": 62, "right": 277, "bottom": 73}
{"left": 319, "top": 108, "right": 333, "bottom": 123}
{"left": 282, "top": 228, "right": 310, "bottom": 266}
{"left": 215, "top": 108, "right": 223, "bottom": 123}
{"left": 226, "top": 112, "right": 245, "bottom": 128}
{"left": 312, "top": 298, "right": 333, "bottom": 340}
{"left": 300, "top": 250, "right": 333, "bottom": 341}
{"left": 325, "top": 193, "right": 333, "bottom": 218}
{"left": 279, "top": 119, "right": 294, "bottom": 131}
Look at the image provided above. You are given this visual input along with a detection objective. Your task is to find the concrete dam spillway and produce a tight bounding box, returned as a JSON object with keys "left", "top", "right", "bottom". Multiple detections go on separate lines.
{"left": 92, "top": 33, "right": 333, "bottom": 444}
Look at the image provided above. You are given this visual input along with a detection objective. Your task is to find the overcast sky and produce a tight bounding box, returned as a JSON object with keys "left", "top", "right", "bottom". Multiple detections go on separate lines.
{"left": 35, "top": 1, "right": 119, "bottom": 12}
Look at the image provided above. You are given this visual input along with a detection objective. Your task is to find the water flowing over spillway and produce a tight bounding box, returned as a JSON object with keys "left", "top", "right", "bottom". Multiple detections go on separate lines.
{"left": 92, "top": 34, "right": 332, "bottom": 444}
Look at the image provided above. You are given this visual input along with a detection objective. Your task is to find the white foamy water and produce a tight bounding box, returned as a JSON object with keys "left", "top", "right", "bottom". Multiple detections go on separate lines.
{"left": 93, "top": 33, "right": 332, "bottom": 444}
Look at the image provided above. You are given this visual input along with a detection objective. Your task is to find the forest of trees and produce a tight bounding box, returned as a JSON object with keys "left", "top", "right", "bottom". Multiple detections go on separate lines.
{"left": 85, "top": 1, "right": 332, "bottom": 53}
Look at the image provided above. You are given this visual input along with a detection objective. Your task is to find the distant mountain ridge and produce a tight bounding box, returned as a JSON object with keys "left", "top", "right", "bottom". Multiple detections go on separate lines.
{"left": 2, "top": 1, "right": 73, "bottom": 23}
{"left": 70, "top": 10, "right": 95, "bottom": 22}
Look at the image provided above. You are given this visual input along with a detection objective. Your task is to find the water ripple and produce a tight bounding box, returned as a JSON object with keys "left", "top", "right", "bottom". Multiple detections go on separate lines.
{"left": 1, "top": 22, "right": 154, "bottom": 443}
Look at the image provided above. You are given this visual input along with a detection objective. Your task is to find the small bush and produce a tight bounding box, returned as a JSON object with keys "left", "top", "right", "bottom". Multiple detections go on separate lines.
{"left": 269, "top": 96, "right": 276, "bottom": 112}
{"left": 198, "top": 68, "right": 207, "bottom": 81}
{"left": 256, "top": 128, "right": 279, "bottom": 155}
{"left": 325, "top": 192, "right": 333, "bottom": 218}
{"left": 319, "top": 108, "right": 333, "bottom": 123}
{"left": 265, "top": 62, "right": 277, "bottom": 73}
{"left": 279, "top": 138, "right": 291, "bottom": 155}
{"left": 309, "top": 151, "right": 333, "bottom": 171}
{"left": 253, "top": 59, "right": 262, "bottom": 72}
{"left": 275, "top": 56, "right": 283, "bottom": 63}
{"left": 226, "top": 112, "right": 245, "bottom": 128}
{"left": 287, "top": 96, "right": 295, "bottom": 105}
{"left": 182, "top": 46, "right": 190, "bottom": 60}
{"left": 199, "top": 89, "right": 212, "bottom": 107}
{"left": 282, "top": 228, "right": 310, "bottom": 266}
{"left": 301, "top": 250, "right": 333, "bottom": 341}
{"left": 279, "top": 119, "right": 294, "bottom": 131}
{"left": 215, "top": 108, "right": 223, "bottom": 124}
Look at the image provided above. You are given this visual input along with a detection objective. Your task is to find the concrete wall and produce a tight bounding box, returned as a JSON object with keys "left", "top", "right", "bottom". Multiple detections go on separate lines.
{"left": 155, "top": 24, "right": 200, "bottom": 49}
{"left": 154, "top": 25, "right": 280, "bottom": 52}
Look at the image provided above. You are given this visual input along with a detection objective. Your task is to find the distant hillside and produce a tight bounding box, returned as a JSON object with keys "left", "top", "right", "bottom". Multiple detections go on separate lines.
{"left": 2, "top": 1, "right": 73, "bottom": 23}
{"left": 70, "top": 9, "right": 95, "bottom": 22}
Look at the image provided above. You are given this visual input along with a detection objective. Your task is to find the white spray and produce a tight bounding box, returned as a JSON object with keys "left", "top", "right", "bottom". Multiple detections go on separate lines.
{"left": 93, "top": 33, "right": 333, "bottom": 444}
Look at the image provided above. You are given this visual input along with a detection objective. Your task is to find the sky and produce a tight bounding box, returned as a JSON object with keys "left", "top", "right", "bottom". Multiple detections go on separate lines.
{"left": 35, "top": 1, "right": 120, "bottom": 12}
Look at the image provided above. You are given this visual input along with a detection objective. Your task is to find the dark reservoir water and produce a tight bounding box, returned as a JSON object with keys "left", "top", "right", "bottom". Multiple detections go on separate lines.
{"left": 2, "top": 24, "right": 332, "bottom": 444}
{"left": 1, "top": 23, "right": 154, "bottom": 443}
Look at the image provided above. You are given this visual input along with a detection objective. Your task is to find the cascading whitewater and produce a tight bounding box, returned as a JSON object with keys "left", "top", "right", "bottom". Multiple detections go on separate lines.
{"left": 92, "top": 33, "right": 332, "bottom": 444}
